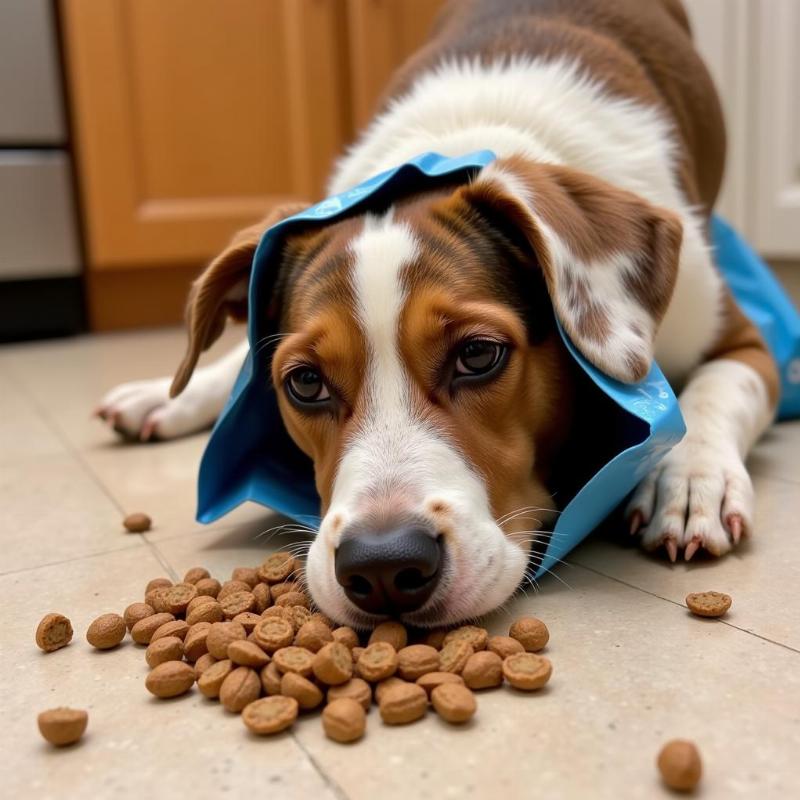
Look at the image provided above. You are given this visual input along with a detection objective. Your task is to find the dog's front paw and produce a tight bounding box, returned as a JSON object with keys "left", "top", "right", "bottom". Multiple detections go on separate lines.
{"left": 625, "top": 439, "right": 753, "bottom": 561}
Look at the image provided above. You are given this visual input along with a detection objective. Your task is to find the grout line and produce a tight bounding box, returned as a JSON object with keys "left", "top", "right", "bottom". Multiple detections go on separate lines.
{"left": 571, "top": 561, "right": 800, "bottom": 655}
{"left": 145, "top": 539, "right": 181, "bottom": 583}
{"left": 289, "top": 732, "right": 353, "bottom": 800}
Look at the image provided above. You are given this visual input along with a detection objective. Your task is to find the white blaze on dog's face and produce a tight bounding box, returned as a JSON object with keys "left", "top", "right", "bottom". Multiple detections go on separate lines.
{"left": 266, "top": 157, "right": 682, "bottom": 628}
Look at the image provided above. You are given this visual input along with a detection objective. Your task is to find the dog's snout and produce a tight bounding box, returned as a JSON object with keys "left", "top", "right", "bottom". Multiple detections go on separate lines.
{"left": 334, "top": 525, "right": 442, "bottom": 615}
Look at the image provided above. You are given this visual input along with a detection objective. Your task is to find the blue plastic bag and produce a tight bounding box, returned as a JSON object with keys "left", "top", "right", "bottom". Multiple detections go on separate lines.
{"left": 196, "top": 151, "right": 800, "bottom": 578}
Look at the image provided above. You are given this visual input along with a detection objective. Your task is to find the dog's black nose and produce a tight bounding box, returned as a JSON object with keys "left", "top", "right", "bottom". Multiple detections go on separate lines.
{"left": 335, "top": 526, "right": 443, "bottom": 615}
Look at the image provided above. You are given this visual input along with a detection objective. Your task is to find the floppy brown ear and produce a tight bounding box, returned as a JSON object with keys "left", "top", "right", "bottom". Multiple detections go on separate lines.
{"left": 456, "top": 156, "right": 683, "bottom": 383}
{"left": 170, "top": 201, "right": 309, "bottom": 397}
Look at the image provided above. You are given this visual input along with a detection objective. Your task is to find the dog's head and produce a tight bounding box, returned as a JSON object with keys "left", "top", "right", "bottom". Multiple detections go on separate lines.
{"left": 173, "top": 156, "right": 682, "bottom": 628}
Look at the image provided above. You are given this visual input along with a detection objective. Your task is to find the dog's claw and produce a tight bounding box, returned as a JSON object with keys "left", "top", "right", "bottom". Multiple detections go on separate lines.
{"left": 629, "top": 510, "right": 643, "bottom": 536}
{"left": 727, "top": 514, "right": 743, "bottom": 545}
{"left": 664, "top": 537, "right": 678, "bottom": 563}
{"left": 684, "top": 538, "right": 701, "bottom": 561}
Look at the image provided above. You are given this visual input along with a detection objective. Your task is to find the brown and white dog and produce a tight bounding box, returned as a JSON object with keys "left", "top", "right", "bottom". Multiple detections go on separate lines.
{"left": 97, "top": 0, "right": 778, "bottom": 628}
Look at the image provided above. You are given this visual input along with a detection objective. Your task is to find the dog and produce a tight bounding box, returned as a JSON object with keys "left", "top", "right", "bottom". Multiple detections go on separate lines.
{"left": 96, "top": 0, "right": 778, "bottom": 628}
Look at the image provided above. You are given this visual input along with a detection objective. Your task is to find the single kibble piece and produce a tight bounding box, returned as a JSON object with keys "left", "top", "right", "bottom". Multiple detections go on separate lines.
{"left": 219, "top": 666, "right": 261, "bottom": 713}
{"left": 397, "top": 645, "right": 440, "bottom": 681}
{"left": 183, "top": 622, "right": 212, "bottom": 662}
{"left": 462, "top": 651, "right": 504, "bottom": 690}
{"left": 253, "top": 618, "right": 295, "bottom": 652}
{"left": 130, "top": 612, "right": 175, "bottom": 645}
{"left": 438, "top": 641, "right": 474, "bottom": 674}
{"left": 374, "top": 677, "right": 409, "bottom": 705}
{"left": 272, "top": 646, "right": 314, "bottom": 677}
{"left": 487, "top": 635, "right": 525, "bottom": 660}
{"left": 443, "top": 625, "right": 489, "bottom": 652}
{"left": 502, "top": 653, "right": 552, "bottom": 690}
{"left": 145, "top": 577, "right": 172, "bottom": 594}
{"left": 416, "top": 672, "right": 465, "bottom": 697}
{"left": 217, "top": 580, "right": 252, "bottom": 601}
{"left": 294, "top": 620, "right": 334, "bottom": 652}
{"left": 146, "top": 635, "right": 185, "bottom": 668}
{"left": 260, "top": 661, "right": 283, "bottom": 695}
{"left": 193, "top": 652, "right": 218, "bottom": 679}
{"left": 509, "top": 617, "right": 549, "bottom": 652}
{"left": 233, "top": 612, "right": 263, "bottom": 633}
{"left": 145, "top": 661, "right": 195, "bottom": 698}
{"left": 164, "top": 583, "right": 198, "bottom": 615}
{"left": 431, "top": 683, "right": 477, "bottom": 724}
{"left": 257, "top": 552, "right": 296, "bottom": 584}
{"left": 357, "top": 642, "right": 398, "bottom": 682}
{"left": 423, "top": 628, "right": 449, "bottom": 649}
{"left": 186, "top": 594, "right": 217, "bottom": 613}
{"left": 323, "top": 698, "right": 366, "bottom": 743}
{"left": 220, "top": 591, "right": 256, "bottom": 619}
{"left": 37, "top": 708, "right": 88, "bottom": 746}
{"left": 123, "top": 602, "right": 154, "bottom": 632}
{"left": 280, "top": 672, "right": 324, "bottom": 710}
{"left": 231, "top": 566, "right": 259, "bottom": 588}
{"left": 197, "top": 659, "right": 234, "bottom": 698}
{"left": 252, "top": 583, "right": 271, "bottom": 612}
{"left": 35, "top": 613, "right": 74, "bottom": 653}
{"left": 657, "top": 740, "right": 703, "bottom": 792}
{"left": 379, "top": 682, "right": 428, "bottom": 725}
{"left": 186, "top": 600, "right": 223, "bottom": 626}
{"left": 151, "top": 619, "right": 190, "bottom": 643}
{"left": 123, "top": 512, "right": 151, "bottom": 533}
{"left": 242, "top": 696, "right": 298, "bottom": 735}
{"left": 368, "top": 621, "right": 407, "bottom": 651}
{"left": 327, "top": 678, "right": 372, "bottom": 711}
{"left": 194, "top": 577, "right": 222, "bottom": 598}
{"left": 228, "top": 640, "right": 270, "bottom": 668}
{"left": 145, "top": 587, "right": 170, "bottom": 614}
{"left": 313, "top": 642, "right": 355, "bottom": 685}
{"left": 685, "top": 591, "right": 732, "bottom": 618}
{"left": 269, "top": 581, "right": 298, "bottom": 601}
{"left": 288, "top": 606, "right": 312, "bottom": 631}
{"left": 261, "top": 605, "right": 293, "bottom": 623}
{"left": 206, "top": 621, "right": 247, "bottom": 659}
{"left": 332, "top": 627, "right": 360, "bottom": 649}
{"left": 183, "top": 566, "right": 210, "bottom": 584}
{"left": 275, "top": 591, "right": 309, "bottom": 609}
{"left": 86, "top": 613, "right": 126, "bottom": 650}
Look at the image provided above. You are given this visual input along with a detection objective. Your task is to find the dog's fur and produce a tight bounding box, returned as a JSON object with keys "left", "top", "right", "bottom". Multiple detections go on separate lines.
{"left": 98, "top": 0, "right": 778, "bottom": 627}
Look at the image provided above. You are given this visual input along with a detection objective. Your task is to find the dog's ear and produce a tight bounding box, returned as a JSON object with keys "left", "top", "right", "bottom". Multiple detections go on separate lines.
{"left": 456, "top": 157, "right": 683, "bottom": 382}
{"left": 171, "top": 201, "right": 308, "bottom": 397}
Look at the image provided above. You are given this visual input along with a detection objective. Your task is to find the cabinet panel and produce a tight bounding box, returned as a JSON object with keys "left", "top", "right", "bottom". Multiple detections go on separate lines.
{"left": 61, "top": 0, "right": 350, "bottom": 270}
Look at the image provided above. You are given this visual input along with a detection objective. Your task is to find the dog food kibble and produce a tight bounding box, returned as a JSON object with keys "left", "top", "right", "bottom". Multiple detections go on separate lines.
{"left": 379, "top": 681, "right": 428, "bottom": 725}
{"left": 313, "top": 642, "right": 355, "bottom": 685}
{"left": 657, "top": 740, "right": 703, "bottom": 792}
{"left": 397, "top": 644, "right": 440, "bottom": 680}
{"left": 487, "top": 635, "right": 525, "bottom": 659}
{"left": 327, "top": 677, "right": 372, "bottom": 711}
{"left": 242, "top": 696, "right": 298, "bottom": 735}
{"left": 431, "top": 683, "right": 477, "bottom": 724}
{"left": 35, "top": 613, "right": 74, "bottom": 653}
{"left": 145, "top": 661, "right": 195, "bottom": 698}
{"left": 323, "top": 698, "right": 367, "bottom": 743}
{"left": 416, "top": 671, "right": 465, "bottom": 697}
{"left": 220, "top": 666, "right": 261, "bottom": 713}
{"left": 123, "top": 512, "right": 151, "bottom": 533}
{"left": 502, "top": 653, "right": 552, "bottom": 690}
{"left": 228, "top": 640, "right": 270, "bottom": 668}
{"left": 438, "top": 640, "right": 474, "bottom": 674}
{"left": 38, "top": 557, "right": 564, "bottom": 749}
{"left": 145, "top": 635, "right": 184, "bottom": 668}
{"left": 37, "top": 708, "right": 88, "bottom": 746}
{"left": 130, "top": 612, "right": 175, "bottom": 645}
{"left": 357, "top": 642, "right": 399, "bottom": 682}
{"left": 280, "top": 672, "right": 324, "bottom": 710}
{"left": 86, "top": 613, "right": 127, "bottom": 650}
{"left": 368, "top": 621, "right": 408, "bottom": 650}
{"left": 509, "top": 617, "right": 549, "bottom": 652}
{"left": 462, "top": 651, "right": 504, "bottom": 689}
{"left": 198, "top": 659, "right": 234, "bottom": 699}
{"left": 685, "top": 591, "right": 732, "bottom": 618}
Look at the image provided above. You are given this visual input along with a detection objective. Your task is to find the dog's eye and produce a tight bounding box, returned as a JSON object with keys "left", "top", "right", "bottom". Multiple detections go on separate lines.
{"left": 454, "top": 339, "right": 506, "bottom": 378}
{"left": 286, "top": 367, "right": 331, "bottom": 405}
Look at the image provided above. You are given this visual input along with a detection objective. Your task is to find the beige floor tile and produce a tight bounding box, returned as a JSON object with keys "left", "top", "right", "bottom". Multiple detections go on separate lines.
{"left": 748, "top": 419, "right": 800, "bottom": 484}
{"left": 2, "top": 547, "right": 338, "bottom": 800}
{"left": 294, "top": 566, "right": 800, "bottom": 800}
{"left": 569, "top": 473, "right": 800, "bottom": 650}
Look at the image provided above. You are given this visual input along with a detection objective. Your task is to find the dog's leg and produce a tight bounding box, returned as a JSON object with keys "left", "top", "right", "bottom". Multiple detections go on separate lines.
{"left": 626, "top": 299, "right": 779, "bottom": 560}
{"left": 96, "top": 339, "right": 249, "bottom": 441}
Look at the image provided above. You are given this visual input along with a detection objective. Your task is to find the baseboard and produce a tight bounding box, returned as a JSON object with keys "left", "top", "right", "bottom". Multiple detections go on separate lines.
{"left": 0, "top": 276, "right": 85, "bottom": 341}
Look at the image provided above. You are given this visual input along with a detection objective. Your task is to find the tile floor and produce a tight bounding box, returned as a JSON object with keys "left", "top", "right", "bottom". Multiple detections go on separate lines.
{"left": 0, "top": 325, "right": 798, "bottom": 800}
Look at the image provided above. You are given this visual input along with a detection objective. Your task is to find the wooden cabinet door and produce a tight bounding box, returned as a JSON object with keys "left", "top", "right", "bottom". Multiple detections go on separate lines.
{"left": 345, "top": 0, "right": 446, "bottom": 132}
{"left": 61, "top": 0, "right": 350, "bottom": 273}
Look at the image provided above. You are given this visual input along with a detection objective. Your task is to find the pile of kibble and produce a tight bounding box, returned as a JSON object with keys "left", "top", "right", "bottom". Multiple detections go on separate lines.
{"left": 35, "top": 550, "right": 553, "bottom": 743}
